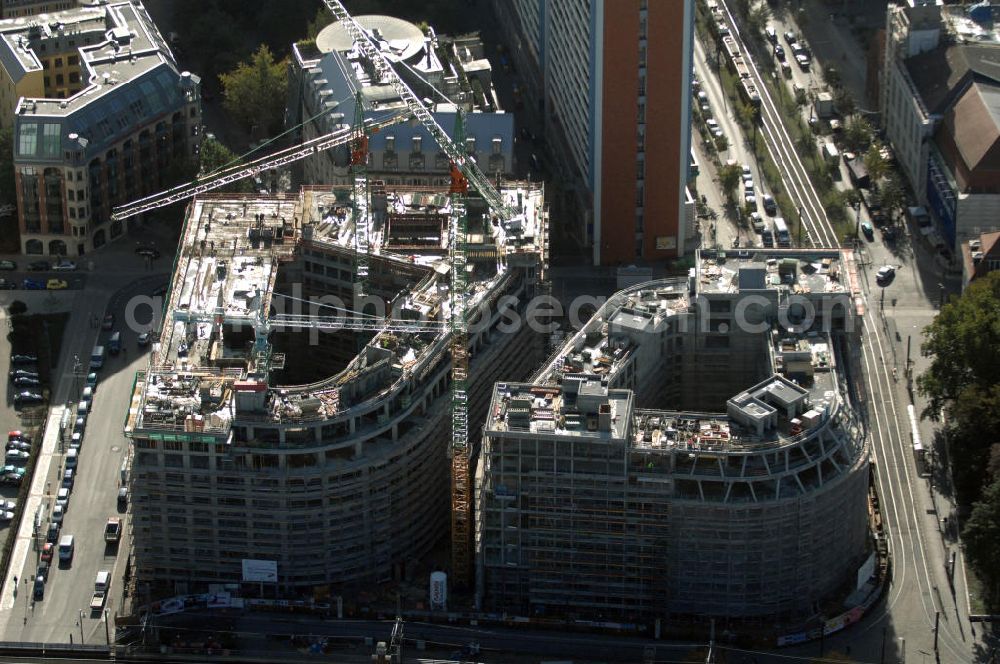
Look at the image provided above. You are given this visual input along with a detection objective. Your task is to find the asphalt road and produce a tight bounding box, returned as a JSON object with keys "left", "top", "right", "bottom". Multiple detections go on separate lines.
{"left": 0, "top": 221, "right": 179, "bottom": 645}
{"left": 711, "top": 3, "right": 982, "bottom": 663}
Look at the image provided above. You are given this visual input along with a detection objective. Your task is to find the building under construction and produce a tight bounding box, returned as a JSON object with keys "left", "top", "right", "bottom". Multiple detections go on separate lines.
{"left": 476, "top": 248, "right": 872, "bottom": 620}
{"left": 123, "top": 180, "right": 548, "bottom": 592}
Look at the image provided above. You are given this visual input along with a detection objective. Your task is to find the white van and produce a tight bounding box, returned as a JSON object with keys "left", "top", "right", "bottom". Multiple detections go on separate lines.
{"left": 95, "top": 570, "right": 111, "bottom": 592}
{"left": 65, "top": 448, "right": 78, "bottom": 468}
{"left": 58, "top": 534, "right": 74, "bottom": 563}
{"left": 77, "top": 400, "right": 89, "bottom": 415}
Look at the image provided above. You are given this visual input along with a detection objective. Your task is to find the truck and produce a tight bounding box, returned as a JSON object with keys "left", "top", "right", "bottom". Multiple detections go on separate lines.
{"left": 104, "top": 517, "right": 121, "bottom": 543}
{"left": 90, "top": 570, "right": 110, "bottom": 611}
{"left": 773, "top": 217, "right": 791, "bottom": 247}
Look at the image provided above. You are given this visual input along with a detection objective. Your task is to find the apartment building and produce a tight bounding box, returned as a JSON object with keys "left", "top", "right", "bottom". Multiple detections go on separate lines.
{"left": 0, "top": 0, "right": 78, "bottom": 19}
{"left": 288, "top": 15, "right": 512, "bottom": 189}
{"left": 880, "top": 0, "right": 1000, "bottom": 255}
{"left": 476, "top": 248, "right": 872, "bottom": 620}
{"left": 2, "top": 1, "right": 201, "bottom": 256}
{"left": 492, "top": 0, "right": 695, "bottom": 265}
{"left": 124, "top": 182, "right": 548, "bottom": 594}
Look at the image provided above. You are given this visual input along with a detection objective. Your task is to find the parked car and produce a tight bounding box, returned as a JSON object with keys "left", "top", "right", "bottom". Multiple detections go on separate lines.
{"left": 56, "top": 487, "right": 69, "bottom": 511}
{"left": 51, "top": 261, "right": 76, "bottom": 271}
{"left": 22, "top": 278, "right": 45, "bottom": 290}
{"left": 8, "top": 430, "right": 30, "bottom": 441}
{"left": 0, "top": 500, "right": 16, "bottom": 511}
{"left": 876, "top": 265, "right": 896, "bottom": 285}
{"left": 45, "top": 521, "right": 60, "bottom": 543}
{"left": 137, "top": 332, "right": 151, "bottom": 346}
{"left": 62, "top": 469, "right": 74, "bottom": 489}
{"left": 10, "top": 369, "right": 39, "bottom": 381}
{"left": 5, "top": 441, "right": 29, "bottom": 453}
{"left": 102, "top": 313, "right": 114, "bottom": 330}
{"left": 762, "top": 194, "right": 777, "bottom": 216}
{"left": 13, "top": 376, "right": 40, "bottom": 387}
{"left": 46, "top": 278, "right": 68, "bottom": 290}
{"left": 784, "top": 30, "right": 797, "bottom": 45}
{"left": 5, "top": 450, "right": 29, "bottom": 462}
{"left": 861, "top": 220, "right": 874, "bottom": 241}
{"left": 40, "top": 542, "right": 54, "bottom": 562}
{"left": 138, "top": 248, "right": 161, "bottom": 260}
{"left": 9, "top": 355, "right": 37, "bottom": 366}
{"left": 117, "top": 486, "right": 128, "bottom": 509}
{"left": 0, "top": 510, "right": 14, "bottom": 522}
{"left": 27, "top": 260, "right": 50, "bottom": 271}
{"left": 0, "top": 260, "right": 16, "bottom": 271}
{"left": 0, "top": 279, "right": 15, "bottom": 290}
{"left": 13, "top": 391, "right": 43, "bottom": 406}
{"left": 52, "top": 504, "right": 64, "bottom": 523}
{"left": 32, "top": 575, "right": 44, "bottom": 600}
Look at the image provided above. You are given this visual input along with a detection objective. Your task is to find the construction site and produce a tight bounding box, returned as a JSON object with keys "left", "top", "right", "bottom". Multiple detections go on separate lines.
{"left": 122, "top": 176, "right": 548, "bottom": 592}
{"left": 476, "top": 248, "right": 875, "bottom": 621}
{"left": 111, "top": 0, "right": 548, "bottom": 601}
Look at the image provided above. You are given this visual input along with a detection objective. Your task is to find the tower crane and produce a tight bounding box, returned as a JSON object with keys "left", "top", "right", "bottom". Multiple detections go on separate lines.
{"left": 110, "top": 113, "right": 406, "bottom": 222}
{"left": 110, "top": 0, "right": 523, "bottom": 591}
{"left": 320, "top": 0, "right": 520, "bottom": 590}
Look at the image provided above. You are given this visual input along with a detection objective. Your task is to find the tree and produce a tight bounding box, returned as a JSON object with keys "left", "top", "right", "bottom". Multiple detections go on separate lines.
{"left": 963, "top": 477, "right": 1000, "bottom": 603}
{"left": 843, "top": 116, "right": 874, "bottom": 154}
{"left": 863, "top": 144, "right": 888, "bottom": 187}
{"left": 746, "top": 4, "right": 770, "bottom": 36}
{"left": 879, "top": 172, "right": 905, "bottom": 223}
{"left": 718, "top": 163, "right": 743, "bottom": 204}
{"left": 834, "top": 87, "right": 856, "bottom": 118}
{"left": 918, "top": 271, "right": 1000, "bottom": 418}
{"left": 307, "top": 6, "right": 334, "bottom": 40}
{"left": 947, "top": 384, "right": 1000, "bottom": 506}
{"left": 219, "top": 45, "right": 288, "bottom": 138}
{"left": 198, "top": 138, "right": 254, "bottom": 193}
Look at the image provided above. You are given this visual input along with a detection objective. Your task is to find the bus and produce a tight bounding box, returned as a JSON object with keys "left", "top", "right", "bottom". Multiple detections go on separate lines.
{"left": 773, "top": 217, "right": 791, "bottom": 247}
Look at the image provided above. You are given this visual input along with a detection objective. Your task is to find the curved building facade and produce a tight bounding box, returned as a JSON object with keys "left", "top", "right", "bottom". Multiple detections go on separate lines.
{"left": 476, "top": 249, "right": 872, "bottom": 619}
{"left": 125, "top": 183, "right": 547, "bottom": 592}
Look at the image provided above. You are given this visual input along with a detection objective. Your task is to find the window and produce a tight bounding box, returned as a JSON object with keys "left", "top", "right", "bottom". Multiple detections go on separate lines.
{"left": 54, "top": 58, "right": 63, "bottom": 67}
{"left": 55, "top": 74, "right": 64, "bottom": 86}
{"left": 17, "top": 123, "right": 38, "bottom": 156}
{"left": 41, "top": 124, "right": 60, "bottom": 158}
{"left": 67, "top": 190, "right": 75, "bottom": 201}
{"left": 385, "top": 135, "right": 395, "bottom": 152}
{"left": 465, "top": 137, "right": 476, "bottom": 153}
{"left": 68, "top": 55, "right": 78, "bottom": 65}
{"left": 638, "top": 73, "right": 646, "bottom": 96}
{"left": 411, "top": 136, "right": 422, "bottom": 153}
{"left": 637, "top": 102, "right": 645, "bottom": 124}
{"left": 492, "top": 137, "right": 502, "bottom": 155}
{"left": 69, "top": 71, "right": 79, "bottom": 84}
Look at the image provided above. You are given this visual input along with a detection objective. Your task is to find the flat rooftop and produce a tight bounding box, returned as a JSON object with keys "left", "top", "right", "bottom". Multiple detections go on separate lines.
{"left": 695, "top": 248, "right": 859, "bottom": 297}
{"left": 487, "top": 380, "right": 632, "bottom": 440}
{"left": 4, "top": 1, "right": 181, "bottom": 115}
{"left": 129, "top": 183, "right": 547, "bottom": 435}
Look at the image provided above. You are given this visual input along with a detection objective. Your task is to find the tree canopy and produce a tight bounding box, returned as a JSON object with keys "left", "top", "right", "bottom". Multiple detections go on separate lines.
{"left": 918, "top": 271, "right": 1000, "bottom": 417}
{"left": 718, "top": 163, "right": 742, "bottom": 203}
{"left": 964, "top": 477, "right": 1000, "bottom": 603}
{"left": 219, "top": 45, "right": 288, "bottom": 139}
{"left": 198, "top": 137, "right": 253, "bottom": 193}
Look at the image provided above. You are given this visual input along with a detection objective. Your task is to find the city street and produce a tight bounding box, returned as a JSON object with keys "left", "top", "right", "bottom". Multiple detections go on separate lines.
{"left": 0, "top": 223, "right": 179, "bottom": 645}
{"left": 712, "top": 2, "right": 979, "bottom": 662}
